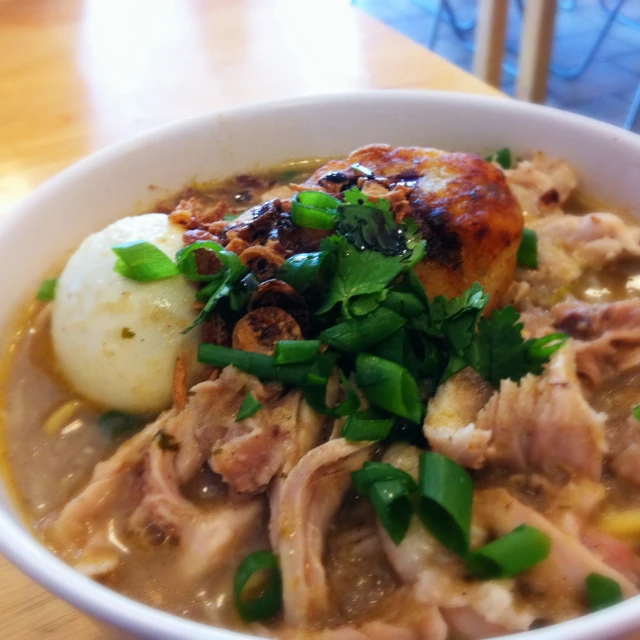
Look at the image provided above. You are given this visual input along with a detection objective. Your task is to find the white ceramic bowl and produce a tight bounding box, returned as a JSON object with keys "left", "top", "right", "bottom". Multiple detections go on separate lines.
{"left": 1, "top": 91, "right": 640, "bottom": 640}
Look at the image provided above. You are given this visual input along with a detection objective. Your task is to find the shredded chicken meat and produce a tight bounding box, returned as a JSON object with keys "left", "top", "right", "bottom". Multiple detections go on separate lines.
{"left": 36, "top": 150, "right": 640, "bottom": 638}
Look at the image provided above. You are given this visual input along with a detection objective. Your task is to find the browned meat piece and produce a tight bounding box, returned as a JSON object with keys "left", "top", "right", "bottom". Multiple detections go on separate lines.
{"left": 224, "top": 199, "right": 282, "bottom": 245}
{"left": 211, "top": 386, "right": 326, "bottom": 494}
{"left": 48, "top": 367, "right": 320, "bottom": 576}
{"left": 552, "top": 299, "right": 640, "bottom": 387}
{"left": 129, "top": 429, "right": 262, "bottom": 579}
{"left": 505, "top": 152, "right": 577, "bottom": 217}
{"left": 422, "top": 368, "right": 493, "bottom": 469}
{"left": 307, "top": 144, "right": 524, "bottom": 309}
{"left": 274, "top": 439, "right": 374, "bottom": 626}
{"left": 477, "top": 344, "right": 607, "bottom": 480}
{"left": 474, "top": 489, "right": 638, "bottom": 619}
{"left": 46, "top": 420, "right": 160, "bottom": 574}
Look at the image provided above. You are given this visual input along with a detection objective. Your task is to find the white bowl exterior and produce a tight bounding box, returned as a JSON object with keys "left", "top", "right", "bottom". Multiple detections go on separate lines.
{"left": 1, "top": 91, "right": 640, "bottom": 639}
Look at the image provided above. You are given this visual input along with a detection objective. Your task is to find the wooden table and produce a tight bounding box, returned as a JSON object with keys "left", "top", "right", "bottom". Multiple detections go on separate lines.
{"left": 0, "top": 1, "right": 499, "bottom": 637}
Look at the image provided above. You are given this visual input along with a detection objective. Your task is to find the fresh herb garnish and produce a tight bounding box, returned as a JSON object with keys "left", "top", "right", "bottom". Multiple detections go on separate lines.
{"left": 290, "top": 191, "right": 340, "bottom": 230}
{"left": 585, "top": 573, "right": 623, "bottom": 612}
{"left": 37, "top": 278, "right": 57, "bottom": 302}
{"left": 485, "top": 147, "right": 514, "bottom": 170}
{"left": 465, "top": 524, "right": 551, "bottom": 579}
{"left": 236, "top": 391, "right": 263, "bottom": 421}
{"left": 233, "top": 551, "right": 283, "bottom": 622}
{"left": 418, "top": 451, "right": 473, "bottom": 555}
{"left": 517, "top": 228, "right": 538, "bottom": 268}
{"left": 112, "top": 241, "right": 180, "bottom": 282}
{"left": 315, "top": 236, "right": 407, "bottom": 316}
{"left": 352, "top": 461, "right": 417, "bottom": 545}
{"left": 466, "top": 306, "right": 568, "bottom": 387}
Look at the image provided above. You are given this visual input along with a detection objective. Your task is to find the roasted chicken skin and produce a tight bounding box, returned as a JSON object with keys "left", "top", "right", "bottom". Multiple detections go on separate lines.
{"left": 307, "top": 144, "right": 524, "bottom": 309}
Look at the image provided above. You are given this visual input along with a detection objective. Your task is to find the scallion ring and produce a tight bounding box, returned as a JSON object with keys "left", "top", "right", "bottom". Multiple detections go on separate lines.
{"left": 320, "top": 307, "right": 406, "bottom": 352}
{"left": 233, "top": 551, "right": 282, "bottom": 622}
{"left": 198, "top": 344, "right": 326, "bottom": 386}
{"left": 517, "top": 228, "right": 538, "bottom": 268}
{"left": 274, "top": 340, "right": 321, "bottom": 365}
{"left": 37, "top": 278, "right": 57, "bottom": 302}
{"left": 236, "top": 391, "right": 263, "bottom": 422}
{"left": 356, "top": 354, "right": 423, "bottom": 424}
{"left": 351, "top": 461, "right": 418, "bottom": 496}
{"left": 112, "top": 241, "right": 180, "bottom": 282}
{"left": 585, "top": 573, "right": 623, "bottom": 612}
{"left": 290, "top": 191, "right": 340, "bottom": 230}
{"left": 342, "top": 412, "right": 394, "bottom": 442}
{"left": 465, "top": 525, "right": 551, "bottom": 579}
{"left": 369, "top": 479, "right": 414, "bottom": 545}
{"left": 418, "top": 452, "right": 473, "bottom": 556}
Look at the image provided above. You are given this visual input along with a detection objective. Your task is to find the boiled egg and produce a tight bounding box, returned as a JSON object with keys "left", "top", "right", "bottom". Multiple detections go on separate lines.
{"left": 51, "top": 213, "right": 205, "bottom": 414}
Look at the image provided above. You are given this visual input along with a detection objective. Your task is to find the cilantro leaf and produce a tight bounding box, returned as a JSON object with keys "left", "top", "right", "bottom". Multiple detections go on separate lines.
{"left": 466, "top": 305, "right": 569, "bottom": 387}
{"left": 316, "top": 236, "right": 406, "bottom": 316}
{"left": 413, "top": 282, "right": 489, "bottom": 355}
{"left": 336, "top": 187, "right": 426, "bottom": 262}
{"left": 342, "top": 187, "right": 391, "bottom": 211}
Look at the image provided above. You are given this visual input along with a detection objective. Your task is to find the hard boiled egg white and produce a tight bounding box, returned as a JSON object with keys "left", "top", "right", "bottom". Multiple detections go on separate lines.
{"left": 51, "top": 213, "right": 205, "bottom": 414}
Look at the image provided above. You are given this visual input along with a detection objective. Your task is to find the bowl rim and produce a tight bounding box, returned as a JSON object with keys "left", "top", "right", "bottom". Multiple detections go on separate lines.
{"left": 2, "top": 89, "right": 640, "bottom": 640}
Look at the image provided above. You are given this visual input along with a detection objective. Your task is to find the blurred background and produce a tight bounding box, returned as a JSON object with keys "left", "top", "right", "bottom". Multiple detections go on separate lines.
{"left": 357, "top": 0, "right": 640, "bottom": 131}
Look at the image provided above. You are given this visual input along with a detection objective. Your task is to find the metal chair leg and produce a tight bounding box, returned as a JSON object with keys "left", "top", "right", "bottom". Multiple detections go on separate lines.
{"left": 413, "top": 0, "right": 475, "bottom": 50}
{"left": 426, "top": 0, "right": 446, "bottom": 49}
{"left": 600, "top": 0, "right": 640, "bottom": 29}
{"left": 550, "top": 0, "right": 627, "bottom": 79}
{"left": 624, "top": 84, "right": 640, "bottom": 131}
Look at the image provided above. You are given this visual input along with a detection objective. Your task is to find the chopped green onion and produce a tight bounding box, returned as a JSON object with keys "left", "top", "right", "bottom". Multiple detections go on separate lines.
{"left": 277, "top": 251, "right": 332, "bottom": 293}
{"left": 465, "top": 525, "right": 551, "bottom": 579}
{"left": 369, "top": 328, "right": 419, "bottom": 377}
{"left": 342, "top": 412, "right": 394, "bottom": 441}
{"left": 236, "top": 391, "right": 263, "bottom": 421}
{"left": 198, "top": 344, "right": 326, "bottom": 386}
{"left": 485, "top": 147, "right": 513, "bottom": 170}
{"left": 233, "top": 550, "right": 282, "bottom": 622}
{"left": 196, "top": 272, "right": 231, "bottom": 303}
{"left": 356, "top": 354, "right": 423, "bottom": 424}
{"left": 526, "top": 332, "right": 568, "bottom": 362}
{"left": 291, "top": 191, "right": 339, "bottom": 230}
{"left": 382, "top": 291, "right": 425, "bottom": 318}
{"left": 585, "top": 573, "right": 623, "bottom": 612}
{"left": 229, "top": 272, "right": 261, "bottom": 311}
{"left": 369, "top": 479, "right": 413, "bottom": 545}
{"left": 418, "top": 452, "right": 473, "bottom": 556}
{"left": 112, "top": 241, "right": 179, "bottom": 282}
{"left": 183, "top": 278, "right": 231, "bottom": 334}
{"left": 176, "top": 241, "right": 225, "bottom": 281}
{"left": 633, "top": 405, "right": 640, "bottom": 422}
{"left": 303, "top": 370, "right": 361, "bottom": 417}
{"left": 37, "top": 278, "right": 57, "bottom": 302}
{"left": 98, "top": 411, "right": 147, "bottom": 438}
{"left": 517, "top": 228, "right": 538, "bottom": 268}
{"left": 352, "top": 461, "right": 418, "bottom": 496}
{"left": 274, "top": 340, "right": 321, "bottom": 365}
{"left": 320, "top": 307, "right": 406, "bottom": 352}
